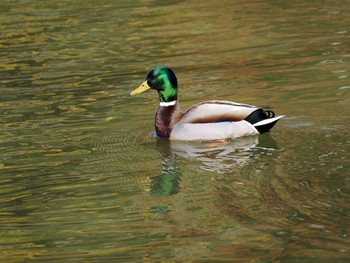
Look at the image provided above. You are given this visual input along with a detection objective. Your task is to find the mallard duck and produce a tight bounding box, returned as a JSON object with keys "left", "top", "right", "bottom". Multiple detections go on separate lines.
{"left": 130, "top": 66, "right": 284, "bottom": 141}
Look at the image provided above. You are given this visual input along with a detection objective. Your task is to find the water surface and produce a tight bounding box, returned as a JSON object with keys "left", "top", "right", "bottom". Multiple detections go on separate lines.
{"left": 0, "top": 0, "right": 349, "bottom": 262}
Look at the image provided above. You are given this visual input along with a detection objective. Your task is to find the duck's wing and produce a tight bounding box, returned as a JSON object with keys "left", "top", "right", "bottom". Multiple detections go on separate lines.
{"left": 179, "top": 100, "right": 260, "bottom": 124}
{"left": 170, "top": 100, "right": 283, "bottom": 141}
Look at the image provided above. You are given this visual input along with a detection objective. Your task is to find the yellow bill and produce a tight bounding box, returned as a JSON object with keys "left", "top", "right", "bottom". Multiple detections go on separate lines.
{"left": 130, "top": 81, "right": 151, "bottom": 96}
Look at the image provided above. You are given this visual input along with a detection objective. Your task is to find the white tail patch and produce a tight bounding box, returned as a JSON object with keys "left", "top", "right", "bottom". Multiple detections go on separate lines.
{"left": 253, "top": 115, "right": 285, "bottom": 127}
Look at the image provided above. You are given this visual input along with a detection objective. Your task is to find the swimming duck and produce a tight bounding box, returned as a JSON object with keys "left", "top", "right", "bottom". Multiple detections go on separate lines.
{"left": 130, "top": 66, "right": 284, "bottom": 141}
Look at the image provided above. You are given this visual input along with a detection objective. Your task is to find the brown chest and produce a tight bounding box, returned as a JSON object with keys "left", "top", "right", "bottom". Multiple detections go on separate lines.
{"left": 155, "top": 106, "right": 176, "bottom": 139}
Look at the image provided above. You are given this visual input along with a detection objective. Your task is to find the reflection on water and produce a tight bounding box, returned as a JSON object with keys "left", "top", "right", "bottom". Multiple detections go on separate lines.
{"left": 156, "top": 134, "right": 279, "bottom": 173}
{"left": 1, "top": 0, "right": 349, "bottom": 262}
{"left": 151, "top": 135, "right": 278, "bottom": 196}
{"left": 151, "top": 154, "right": 182, "bottom": 196}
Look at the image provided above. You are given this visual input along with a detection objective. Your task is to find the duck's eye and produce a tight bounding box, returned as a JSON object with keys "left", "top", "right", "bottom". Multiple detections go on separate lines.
{"left": 148, "top": 74, "right": 158, "bottom": 81}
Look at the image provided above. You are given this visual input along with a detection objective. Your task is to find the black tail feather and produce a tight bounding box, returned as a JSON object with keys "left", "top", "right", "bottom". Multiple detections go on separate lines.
{"left": 254, "top": 119, "right": 279, "bottom": 133}
{"left": 245, "top": 109, "right": 279, "bottom": 133}
{"left": 244, "top": 109, "right": 273, "bottom": 124}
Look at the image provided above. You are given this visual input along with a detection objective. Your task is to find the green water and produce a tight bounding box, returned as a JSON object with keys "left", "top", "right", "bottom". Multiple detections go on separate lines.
{"left": 1, "top": 0, "right": 349, "bottom": 262}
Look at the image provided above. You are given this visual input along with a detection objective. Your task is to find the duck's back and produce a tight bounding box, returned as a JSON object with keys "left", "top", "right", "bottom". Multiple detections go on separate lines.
{"left": 179, "top": 100, "right": 260, "bottom": 124}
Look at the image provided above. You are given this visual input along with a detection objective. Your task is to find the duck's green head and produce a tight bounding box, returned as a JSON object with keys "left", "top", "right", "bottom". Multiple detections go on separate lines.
{"left": 130, "top": 66, "right": 178, "bottom": 102}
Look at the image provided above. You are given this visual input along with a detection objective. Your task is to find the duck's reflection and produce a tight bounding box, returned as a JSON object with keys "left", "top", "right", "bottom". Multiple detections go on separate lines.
{"left": 150, "top": 155, "right": 182, "bottom": 196}
{"left": 149, "top": 134, "right": 278, "bottom": 196}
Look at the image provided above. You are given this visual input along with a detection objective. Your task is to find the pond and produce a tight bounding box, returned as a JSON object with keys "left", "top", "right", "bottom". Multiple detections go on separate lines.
{"left": 0, "top": 0, "right": 349, "bottom": 262}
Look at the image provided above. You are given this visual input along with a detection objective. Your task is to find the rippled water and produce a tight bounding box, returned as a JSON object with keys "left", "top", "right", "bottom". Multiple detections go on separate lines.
{"left": 1, "top": 0, "right": 349, "bottom": 262}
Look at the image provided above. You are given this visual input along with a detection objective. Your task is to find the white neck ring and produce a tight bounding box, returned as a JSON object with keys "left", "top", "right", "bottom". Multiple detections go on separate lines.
{"left": 159, "top": 100, "right": 177, "bottom": 107}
